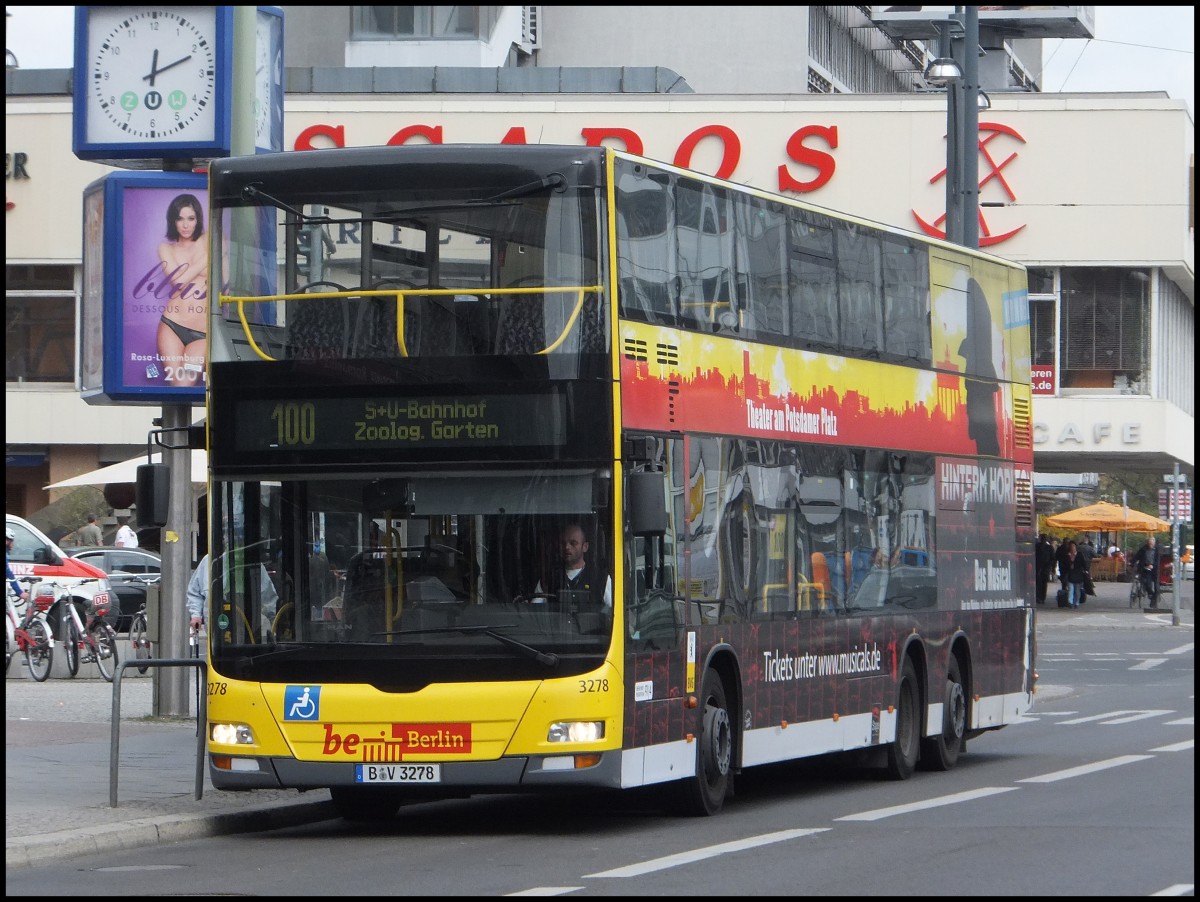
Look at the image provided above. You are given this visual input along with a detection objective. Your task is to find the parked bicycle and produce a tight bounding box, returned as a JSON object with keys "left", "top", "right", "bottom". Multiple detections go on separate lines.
{"left": 129, "top": 597, "right": 153, "bottom": 675}
{"left": 38, "top": 577, "right": 119, "bottom": 682}
{"left": 83, "top": 583, "right": 120, "bottom": 681}
{"left": 6, "top": 576, "right": 55, "bottom": 681}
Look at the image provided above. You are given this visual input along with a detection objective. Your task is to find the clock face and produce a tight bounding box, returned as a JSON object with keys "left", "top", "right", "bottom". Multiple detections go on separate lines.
{"left": 84, "top": 7, "right": 218, "bottom": 143}
{"left": 254, "top": 10, "right": 282, "bottom": 150}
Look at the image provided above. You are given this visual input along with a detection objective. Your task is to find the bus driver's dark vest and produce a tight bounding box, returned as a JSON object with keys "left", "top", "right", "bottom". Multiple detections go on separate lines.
{"left": 558, "top": 562, "right": 605, "bottom": 608}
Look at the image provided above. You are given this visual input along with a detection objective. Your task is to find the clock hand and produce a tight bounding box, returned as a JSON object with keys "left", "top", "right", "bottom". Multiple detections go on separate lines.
{"left": 143, "top": 53, "right": 194, "bottom": 83}
{"left": 145, "top": 49, "right": 161, "bottom": 86}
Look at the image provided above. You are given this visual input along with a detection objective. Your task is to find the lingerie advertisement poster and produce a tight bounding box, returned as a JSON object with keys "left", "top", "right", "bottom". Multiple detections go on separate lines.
{"left": 80, "top": 171, "right": 208, "bottom": 404}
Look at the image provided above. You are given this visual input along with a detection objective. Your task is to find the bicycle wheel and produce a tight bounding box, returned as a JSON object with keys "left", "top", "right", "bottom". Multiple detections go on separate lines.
{"left": 132, "top": 614, "right": 152, "bottom": 675}
{"left": 61, "top": 609, "right": 82, "bottom": 677}
{"left": 91, "top": 622, "right": 118, "bottom": 682}
{"left": 25, "top": 619, "right": 53, "bottom": 682}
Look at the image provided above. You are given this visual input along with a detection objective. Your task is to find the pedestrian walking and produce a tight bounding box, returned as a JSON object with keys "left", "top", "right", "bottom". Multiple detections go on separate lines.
{"left": 73, "top": 512, "right": 104, "bottom": 547}
{"left": 114, "top": 516, "right": 138, "bottom": 548}
{"left": 1035, "top": 533, "right": 1055, "bottom": 604}
{"left": 1059, "top": 540, "right": 1088, "bottom": 609}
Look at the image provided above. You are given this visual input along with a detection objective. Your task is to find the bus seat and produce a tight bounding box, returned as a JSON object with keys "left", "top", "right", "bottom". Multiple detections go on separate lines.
{"left": 287, "top": 281, "right": 350, "bottom": 359}
{"left": 495, "top": 290, "right": 546, "bottom": 354}
{"left": 810, "top": 552, "right": 832, "bottom": 609}
{"left": 411, "top": 289, "right": 488, "bottom": 356}
{"left": 849, "top": 546, "right": 874, "bottom": 595}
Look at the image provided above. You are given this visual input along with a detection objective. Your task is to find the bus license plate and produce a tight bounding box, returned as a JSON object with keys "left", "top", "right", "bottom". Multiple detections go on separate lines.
{"left": 355, "top": 763, "right": 441, "bottom": 784}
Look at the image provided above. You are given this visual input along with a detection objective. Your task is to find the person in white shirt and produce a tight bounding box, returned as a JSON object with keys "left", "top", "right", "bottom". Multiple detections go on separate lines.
{"left": 114, "top": 517, "right": 138, "bottom": 548}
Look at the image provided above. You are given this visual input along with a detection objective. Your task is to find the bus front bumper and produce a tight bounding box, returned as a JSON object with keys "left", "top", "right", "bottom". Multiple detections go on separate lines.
{"left": 209, "top": 751, "right": 624, "bottom": 792}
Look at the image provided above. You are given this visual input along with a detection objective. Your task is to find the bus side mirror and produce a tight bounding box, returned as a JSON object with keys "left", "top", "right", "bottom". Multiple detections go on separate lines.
{"left": 136, "top": 463, "right": 171, "bottom": 527}
{"left": 628, "top": 470, "right": 667, "bottom": 536}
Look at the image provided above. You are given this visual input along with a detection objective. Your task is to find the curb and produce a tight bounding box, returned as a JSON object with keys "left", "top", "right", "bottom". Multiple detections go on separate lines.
{"left": 5, "top": 798, "right": 337, "bottom": 871}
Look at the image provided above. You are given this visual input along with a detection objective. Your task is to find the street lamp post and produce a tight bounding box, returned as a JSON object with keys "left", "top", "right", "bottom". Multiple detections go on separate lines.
{"left": 926, "top": 6, "right": 982, "bottom": 249}
{"left": 960, "top": 6, "right": 981, "bottom": 249}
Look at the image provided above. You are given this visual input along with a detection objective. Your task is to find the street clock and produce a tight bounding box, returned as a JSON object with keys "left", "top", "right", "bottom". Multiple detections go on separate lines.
{"left": 73, "top": 6, "right": 235, "bottom": 165}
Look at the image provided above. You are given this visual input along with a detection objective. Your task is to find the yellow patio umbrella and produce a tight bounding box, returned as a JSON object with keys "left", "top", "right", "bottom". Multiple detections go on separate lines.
{"left": 1045, "top": 500, "right": 1171, "bottom": 535}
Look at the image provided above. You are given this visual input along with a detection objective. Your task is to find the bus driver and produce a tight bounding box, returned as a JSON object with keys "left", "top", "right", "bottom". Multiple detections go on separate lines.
{"left": 535, "top": 523, "right": 612, "bottom": 609}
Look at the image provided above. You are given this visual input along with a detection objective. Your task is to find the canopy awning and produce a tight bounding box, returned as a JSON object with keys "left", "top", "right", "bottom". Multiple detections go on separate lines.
{"left": 1045, "top": 500, "right": 1171, "bottom": 535}
{"left": 45, "top": 450, "right": 208, "bottom": 489}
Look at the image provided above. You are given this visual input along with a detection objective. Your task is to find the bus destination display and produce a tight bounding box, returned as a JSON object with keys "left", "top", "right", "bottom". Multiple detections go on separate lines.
{"left": 233, "top": 394, "right": 566, "bottom": 453}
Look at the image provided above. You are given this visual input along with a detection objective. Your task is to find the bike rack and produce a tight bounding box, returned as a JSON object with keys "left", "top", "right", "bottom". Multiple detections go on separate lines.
{"left": 109, "top": 657, "right": 208, "bottom": 807}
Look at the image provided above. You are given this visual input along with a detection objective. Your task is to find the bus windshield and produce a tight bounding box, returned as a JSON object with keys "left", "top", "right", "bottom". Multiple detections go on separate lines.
{"left": 208, "top": 467, "right": 615, "bottom": 688}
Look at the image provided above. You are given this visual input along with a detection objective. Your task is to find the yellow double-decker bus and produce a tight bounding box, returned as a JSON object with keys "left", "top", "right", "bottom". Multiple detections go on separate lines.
{"left": 200, "top": 144, "right": 1035, "bottom": 819}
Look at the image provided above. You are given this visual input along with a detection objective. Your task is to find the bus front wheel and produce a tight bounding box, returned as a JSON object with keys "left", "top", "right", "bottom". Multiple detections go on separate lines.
{"left": 330, "top": 786, "right": 402, "bottom": 821}
{"left": 672, "top": 669, "right": 733, "bottom": 816}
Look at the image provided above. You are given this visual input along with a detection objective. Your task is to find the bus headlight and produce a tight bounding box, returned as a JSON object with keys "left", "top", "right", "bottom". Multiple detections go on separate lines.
{"left": 211, "top": 722, "right": 256, "bottom": 745}
{"left": 547, "top": 721, "right": 605, "bottom": 743}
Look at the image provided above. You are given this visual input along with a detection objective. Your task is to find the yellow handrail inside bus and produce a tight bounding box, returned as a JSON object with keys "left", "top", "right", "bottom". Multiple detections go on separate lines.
{"left": 219, "top": 285, "right": 603, "bottom": 362}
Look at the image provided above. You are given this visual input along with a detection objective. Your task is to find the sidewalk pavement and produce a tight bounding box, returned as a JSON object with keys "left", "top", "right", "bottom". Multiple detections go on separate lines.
{"left": 6, "top": 650, "right": 335, "bottom": 871}
{"left": 1034, "top": 571, "right": 1193, "bottom": 628}
{"left": 6, "top": 578, "right": 1193, "bottom": 871}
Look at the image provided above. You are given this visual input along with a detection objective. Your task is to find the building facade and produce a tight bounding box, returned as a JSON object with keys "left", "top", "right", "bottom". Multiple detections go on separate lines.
{"left": 5, "top": 6, "right": 1193, "bottom": 520}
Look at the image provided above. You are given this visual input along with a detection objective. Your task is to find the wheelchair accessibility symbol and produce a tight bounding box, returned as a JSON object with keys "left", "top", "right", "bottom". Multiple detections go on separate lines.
{"left": 284, "top": 685, "right": 321, "bottom": 721}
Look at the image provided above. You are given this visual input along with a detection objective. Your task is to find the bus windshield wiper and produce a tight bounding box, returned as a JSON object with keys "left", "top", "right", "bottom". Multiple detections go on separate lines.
{"left": 480, "top": 173, "right": 566, "bottom": 203}
{"left": 233, "top": 641, "right": 363, "bottom": 666}
{"left": 374, "top": 624, "right": 560, "bottom": 667}
{"left": 240, "top": 184, "right": 334, "bottom": 224}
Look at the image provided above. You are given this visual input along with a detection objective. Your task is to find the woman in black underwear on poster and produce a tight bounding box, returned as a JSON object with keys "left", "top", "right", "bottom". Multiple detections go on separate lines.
{"left": 156, "top": 193, "right": 208, "bottom": 386}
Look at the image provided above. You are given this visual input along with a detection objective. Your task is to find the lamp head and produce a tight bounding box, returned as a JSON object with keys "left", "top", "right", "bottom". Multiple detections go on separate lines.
{"left": 924, "top": 57, "right": 962, "bottom": 87}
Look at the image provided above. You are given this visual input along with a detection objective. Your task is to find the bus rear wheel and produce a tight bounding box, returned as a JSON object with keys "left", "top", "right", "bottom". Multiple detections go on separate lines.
{"left": 886, "top": 657, "right": 921, "bottom": 780}
{"left": 919, "top": 655, "right": 966, "bottom": 771}
{"left": 330, "top": 785, "right": 402, "bottom": 821}
{"left": 672, "top": 669, "right": 733, "bottom": 816}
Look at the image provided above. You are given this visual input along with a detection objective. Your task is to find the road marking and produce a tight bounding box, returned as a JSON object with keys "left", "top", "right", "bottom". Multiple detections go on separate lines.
{"left": 1151, "top": 884, "right": 1195, "bottom": 896}
{"left": 835, "top": 787, "right": 1016, "bottom": 821}
{"left": 1099, "top": 709, "right": 1173, "bottom": 724}
{"left": 1163, "top": 717, "right": 1193, "bottom": 726}
{"left": 1059, "top": 709, "right": 1172, "bottom": 725}
{"left": 1129, "top": 658, "right": 1167, "bottom": 670}
{"left": 1150, "top": 739, "right": 1194, "bottom": 752}
{"left": 583, "top": 828, "right": 829, "bottom": 878}
{"left": 1018, "top": 754, "right": 1151, "bottom": 783}
{"left": 506, "top": 889, "right": 583, "bottom": 897}
{"left": 1163, "top": 642, "right": 1194, "bottom": 655}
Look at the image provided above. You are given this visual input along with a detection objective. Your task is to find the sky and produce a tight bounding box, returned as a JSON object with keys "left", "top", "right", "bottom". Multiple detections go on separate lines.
{"left": 5, "top": 5, "right": 1194, "bottom": 117}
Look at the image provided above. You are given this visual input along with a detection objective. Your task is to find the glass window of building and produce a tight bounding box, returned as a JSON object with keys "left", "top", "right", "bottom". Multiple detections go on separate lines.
{"left": 5, "top": 265, "right": 76, "bottom": 384}
{"left": 1060, "top": 268, "right": 1148, "bottom": 393}
{"left": 352, "top": 6, "right": 498, "bottom": 40}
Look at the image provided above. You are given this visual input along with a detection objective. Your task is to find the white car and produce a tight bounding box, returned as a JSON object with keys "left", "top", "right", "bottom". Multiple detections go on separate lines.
{"left": 6, "top": 514, "right": 112, "bottom": 631}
